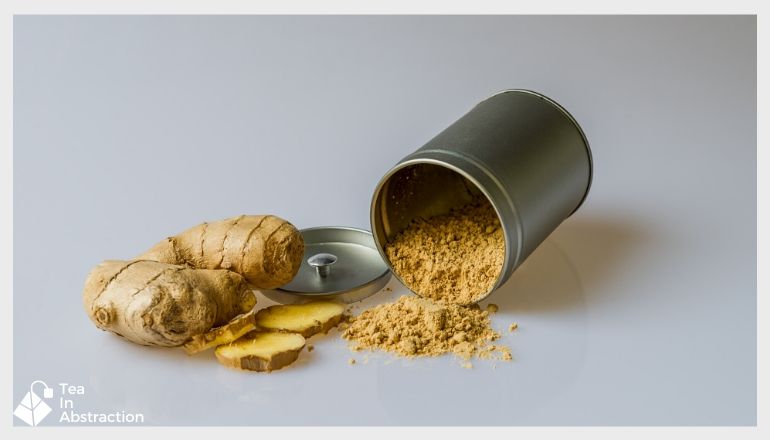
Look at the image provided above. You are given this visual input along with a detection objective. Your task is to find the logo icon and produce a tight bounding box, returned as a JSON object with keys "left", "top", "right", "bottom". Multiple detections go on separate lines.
{"left": 14, "top": 380, "right": 54, "bottom": 426}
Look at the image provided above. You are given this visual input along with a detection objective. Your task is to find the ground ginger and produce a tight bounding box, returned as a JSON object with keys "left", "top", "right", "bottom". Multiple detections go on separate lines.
{"left": 384, "top": 197, "right": 505, "bottom": 305}
{"left": 342, "top": 295, "right": 510, "bottom": 362}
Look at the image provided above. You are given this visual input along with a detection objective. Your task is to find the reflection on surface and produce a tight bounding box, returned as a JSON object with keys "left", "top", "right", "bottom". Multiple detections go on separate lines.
{"left": 374, "top": 215, "right": 646, "bottom": 425}
{"left": 376, "top": 238, "right": 586, "bottom": 424}
{"left": 497, "top": 214, "right": 648, "bottom": 313}
{"left": 493, "top": 239, "right": 585, "bottom": 314}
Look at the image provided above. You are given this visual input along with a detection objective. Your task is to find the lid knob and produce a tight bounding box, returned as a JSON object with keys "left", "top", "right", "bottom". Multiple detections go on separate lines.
{"left": 307, "top": 253, "right": 338, "bottom": 278}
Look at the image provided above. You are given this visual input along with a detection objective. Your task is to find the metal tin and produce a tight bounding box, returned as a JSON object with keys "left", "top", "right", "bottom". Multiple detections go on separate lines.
{"left": 262, "top": 227, "right": 390, "bottom": 304}
{"left": 370, "top": 89, "right": 592, "bottom": 302}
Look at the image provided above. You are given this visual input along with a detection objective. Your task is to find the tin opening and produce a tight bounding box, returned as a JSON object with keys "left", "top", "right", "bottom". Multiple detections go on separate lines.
{"left": 373, "top": 163, "right": 493, "bottom": 243}
{"left": 371, "top": 162, "right": 506, "bottom": 303}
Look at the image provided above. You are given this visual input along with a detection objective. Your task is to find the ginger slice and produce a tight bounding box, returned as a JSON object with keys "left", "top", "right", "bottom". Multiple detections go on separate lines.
{"left": 183, "top": 312, "right": 256, "bottom": 355}
{"left": 254, "top": 301, "right": 345, "bottom": 337}
{"left": 215, "top": 332, "right": 306, "bottom": 372}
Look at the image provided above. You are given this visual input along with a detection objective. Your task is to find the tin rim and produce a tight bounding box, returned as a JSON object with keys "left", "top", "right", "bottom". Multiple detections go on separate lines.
{"left": 370, "top": 159, "right": 514, "bottom": 304}
{"left": 370, "top": 89, "right": 592, "bottom": 304}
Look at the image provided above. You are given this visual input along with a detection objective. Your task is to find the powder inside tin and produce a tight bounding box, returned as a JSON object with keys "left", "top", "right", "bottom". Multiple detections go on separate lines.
{"left": 384, "top": 196, "right": 505, "bottom": 305}
{"left": 342, "top": 295, "right": 511, "bottom": 362}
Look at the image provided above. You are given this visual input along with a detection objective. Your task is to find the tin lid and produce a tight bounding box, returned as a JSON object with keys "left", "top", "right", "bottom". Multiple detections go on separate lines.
{"left": 262, "top": 226, "right": 391, "bottom": 304}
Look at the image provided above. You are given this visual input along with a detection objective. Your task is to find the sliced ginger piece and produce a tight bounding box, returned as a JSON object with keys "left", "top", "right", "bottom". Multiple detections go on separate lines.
{"left": 183, "top": 312, "right": 256, "bottom": 355}
{"left": 254, "top": 301, "right": 345, "bottom": 337}
{"left": 215, "top": 332, "right": 305, "bottom": 372}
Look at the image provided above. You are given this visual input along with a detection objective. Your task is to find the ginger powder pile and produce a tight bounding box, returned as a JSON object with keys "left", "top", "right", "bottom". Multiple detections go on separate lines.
{"left": 342, "top": 295, "right": 511, "bottom": 362}
{"left": 384, "top": 196, "right": 505, "bottom": 305}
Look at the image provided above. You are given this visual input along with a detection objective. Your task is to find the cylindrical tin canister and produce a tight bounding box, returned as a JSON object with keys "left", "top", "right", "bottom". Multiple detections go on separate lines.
{"left": 370, "top": 89, "right": 592, "bottom": 301}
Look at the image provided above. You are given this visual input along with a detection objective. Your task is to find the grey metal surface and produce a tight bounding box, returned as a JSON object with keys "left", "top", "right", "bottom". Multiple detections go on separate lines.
{"left": 371, "top": 90, "right": 592, "bottom": 301}
{"left": 262, "top": 227, "right": 390, "bottom": 304}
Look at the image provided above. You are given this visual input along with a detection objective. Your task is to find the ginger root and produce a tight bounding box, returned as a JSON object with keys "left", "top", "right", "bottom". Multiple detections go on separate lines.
{"left": 83, "top": 260, "right": 255, "bottom": 346}
{"left": 254, "top": 302, "right": 345, "bottom": 337}
{"left": 139, "top": 215, "right": 304, "bottom": 289}
{"left": 83, "top": 215, "right": 303, "bottom": 347}
{"left": 215, "top": 332, "right": 306, "bottom": 372}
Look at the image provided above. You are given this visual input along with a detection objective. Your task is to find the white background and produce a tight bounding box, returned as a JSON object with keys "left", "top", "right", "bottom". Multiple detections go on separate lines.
{"left": 13, "top": 15, "right": 756, "bottom": 425}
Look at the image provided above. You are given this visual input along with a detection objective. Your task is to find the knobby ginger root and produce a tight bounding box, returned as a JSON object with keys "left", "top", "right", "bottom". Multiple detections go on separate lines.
{"left": 83, "top": 260, "right": 255, "bottom": 347}
{"left": 83, "top": 215, "right": 304, "bottom": 347}
{"left": 139, "top": 214, "right": 303, "bottom": 289}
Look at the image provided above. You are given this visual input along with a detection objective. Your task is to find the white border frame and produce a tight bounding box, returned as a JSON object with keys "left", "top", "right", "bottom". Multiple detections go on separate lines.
{"left": 0, "top": 2, "right": 763, "bottom": 439}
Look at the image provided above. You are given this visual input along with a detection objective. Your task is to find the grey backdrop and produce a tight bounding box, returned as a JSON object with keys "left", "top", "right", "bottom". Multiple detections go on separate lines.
{"left": 14, "top": 16, "right": 756, "bottom": 425}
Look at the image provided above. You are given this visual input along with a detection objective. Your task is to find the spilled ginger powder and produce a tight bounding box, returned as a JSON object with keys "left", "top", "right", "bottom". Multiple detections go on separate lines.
{"left": 384, "top": 197, "right": 505, "bottom": 305}
{"left": 342, "top": 295, "right": 511, "bottom": 362}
